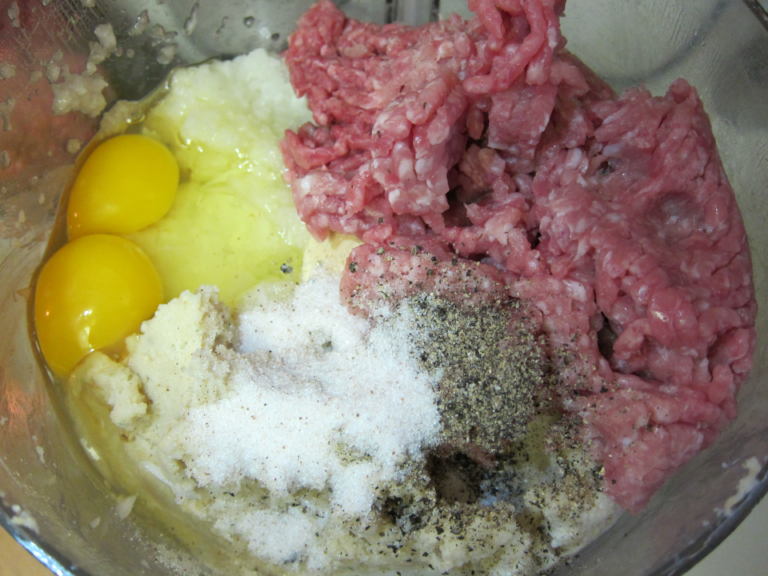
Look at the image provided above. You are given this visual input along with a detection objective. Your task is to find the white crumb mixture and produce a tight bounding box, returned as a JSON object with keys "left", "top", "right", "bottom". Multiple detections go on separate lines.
{"left": 70, "top": 270, "right": 620, "bottom": 575}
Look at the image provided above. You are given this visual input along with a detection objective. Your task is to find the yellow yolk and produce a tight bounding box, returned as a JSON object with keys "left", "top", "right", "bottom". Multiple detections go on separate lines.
{"left": 34, "top": 234, "right": 164, "bottom": 376}
{"left": 67, "top": 134, "right": 179, "bottom": 239}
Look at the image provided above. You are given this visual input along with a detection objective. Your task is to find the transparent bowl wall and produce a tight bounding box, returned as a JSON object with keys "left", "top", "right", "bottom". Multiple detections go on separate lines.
{"left": 0, "top": 1, "right": 766, "bottom": 575}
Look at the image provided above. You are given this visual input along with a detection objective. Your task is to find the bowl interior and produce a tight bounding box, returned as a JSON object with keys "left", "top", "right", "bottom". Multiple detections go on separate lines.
{"left": 0, "top": 1, "right": 766, "bottom": 575}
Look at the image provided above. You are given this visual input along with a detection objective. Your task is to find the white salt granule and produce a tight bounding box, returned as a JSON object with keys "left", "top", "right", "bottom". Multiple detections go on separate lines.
{"left": 223, "top": 507, "right": 320, "bottom": 565}
{"left": 178, "top": 273, "right": 441, "bottom": 516}
{"left": 329, "top": 461, "right": 379, "bottom": 516}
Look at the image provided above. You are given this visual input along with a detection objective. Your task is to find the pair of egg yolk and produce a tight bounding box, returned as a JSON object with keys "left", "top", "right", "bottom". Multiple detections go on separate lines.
{"left": 34, "top": 134, "right": 178, "bottom": 376}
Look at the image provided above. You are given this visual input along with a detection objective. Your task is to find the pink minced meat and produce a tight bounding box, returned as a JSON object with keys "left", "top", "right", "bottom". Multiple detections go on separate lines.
{"left": 281, "top": 0, "right": 756, "bottom": 512}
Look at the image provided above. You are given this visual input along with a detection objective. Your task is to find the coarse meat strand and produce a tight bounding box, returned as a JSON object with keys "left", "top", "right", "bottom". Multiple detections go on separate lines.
{"left": 280, "top": 0, "right": 757, "bottom": 512}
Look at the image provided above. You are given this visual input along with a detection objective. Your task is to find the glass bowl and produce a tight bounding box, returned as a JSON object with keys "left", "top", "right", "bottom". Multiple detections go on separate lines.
{"left": 0, "top": 1, "right": 766, "bottom": 574}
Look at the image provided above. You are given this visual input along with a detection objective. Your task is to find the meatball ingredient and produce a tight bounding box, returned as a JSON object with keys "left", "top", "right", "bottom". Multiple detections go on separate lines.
{"left": 67, "top": 134, "right": 178, "bottom": 239}
{"left": 34, "top": 234, "right": 163, "bottom": 376}
{"left": 66, "top": 273, "right": 619, "bottom": 576}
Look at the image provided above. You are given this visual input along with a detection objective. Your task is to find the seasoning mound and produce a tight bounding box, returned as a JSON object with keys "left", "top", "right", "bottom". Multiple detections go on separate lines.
{"left": 185, "top": 274, "right": 442, "bottom": 514}
{"left": 69, "top": 271, "right": 619, "bottom": 575}
{"left": 399, "top": 293, "right": 548, "bottom": 451}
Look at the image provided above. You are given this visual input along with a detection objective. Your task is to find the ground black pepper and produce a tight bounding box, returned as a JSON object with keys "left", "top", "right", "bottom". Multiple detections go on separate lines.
{"left": 399, "top": 293, "right": 549, "bottom": 452}
{"left": 362, "top": 292, "right": 609, "bottom": 572}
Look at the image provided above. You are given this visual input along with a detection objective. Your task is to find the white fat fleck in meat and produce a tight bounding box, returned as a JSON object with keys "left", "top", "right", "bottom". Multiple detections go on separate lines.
{"left": 397, "top": 156, "right": 415, "bottom": 181}
{"left": 415, "top": 157, "right": 431, "bottom": 177}
{"left": 563, "top": 148, "right": 585, "bottom": 171}
{"left": 563, "top": 280, "right": 588, "bottom": 303}
{"left": 297, "top": 174, "right": 317, "bottom": 197}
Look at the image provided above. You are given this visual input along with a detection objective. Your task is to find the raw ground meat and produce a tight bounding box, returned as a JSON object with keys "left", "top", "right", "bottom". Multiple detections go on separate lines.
{"left": 281, "top": 0, "right": 756, "bottom": 512}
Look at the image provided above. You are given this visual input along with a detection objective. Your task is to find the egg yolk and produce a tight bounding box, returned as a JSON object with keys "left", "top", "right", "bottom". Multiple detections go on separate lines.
{"left": 34, "top": 234, "right": 164, "bottom": 376}
{"left": 67, "top": 134, "right": 179, "bottom": 239}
